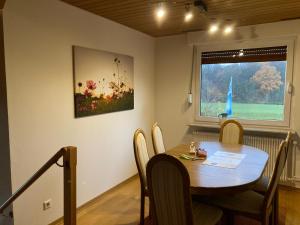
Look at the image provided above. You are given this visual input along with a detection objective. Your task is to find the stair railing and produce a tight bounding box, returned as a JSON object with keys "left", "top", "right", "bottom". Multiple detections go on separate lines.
{"left": 0, "top": 146, "right": 77, "bottom": 225}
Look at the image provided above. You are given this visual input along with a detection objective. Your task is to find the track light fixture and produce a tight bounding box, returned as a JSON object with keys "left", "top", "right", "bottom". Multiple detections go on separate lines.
{"left": 152, "top": 1, "right": 235, "bottom": 35}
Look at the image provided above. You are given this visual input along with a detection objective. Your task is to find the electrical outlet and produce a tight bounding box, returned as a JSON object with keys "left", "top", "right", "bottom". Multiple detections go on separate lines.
{"left": 43, "top": 199, "right": 52, "bottom": 211}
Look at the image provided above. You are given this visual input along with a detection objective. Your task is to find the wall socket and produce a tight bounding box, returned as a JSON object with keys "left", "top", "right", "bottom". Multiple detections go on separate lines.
{"left": 43, "top": 199, "right": 52, "bottom": 211}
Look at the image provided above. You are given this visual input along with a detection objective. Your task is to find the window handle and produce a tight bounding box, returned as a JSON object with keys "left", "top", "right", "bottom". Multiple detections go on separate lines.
{"left": 287, "top": 82, "right": 293, "bottom": 94}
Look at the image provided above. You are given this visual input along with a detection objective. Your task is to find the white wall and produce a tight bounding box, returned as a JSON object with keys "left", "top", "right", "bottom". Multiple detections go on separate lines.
{"left": 155, "top": 34, "right": 193, "bottom": 147}
{"left": 155, "top": 20, "right": 300, "bottom": 180}
{"left": 4, "top": 0, "right": 155, "bottom": 224}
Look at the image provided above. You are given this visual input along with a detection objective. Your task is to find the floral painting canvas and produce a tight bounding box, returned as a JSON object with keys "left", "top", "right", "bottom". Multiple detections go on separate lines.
{"left": 73, "top": 46, "right": 134, "bottom": 117}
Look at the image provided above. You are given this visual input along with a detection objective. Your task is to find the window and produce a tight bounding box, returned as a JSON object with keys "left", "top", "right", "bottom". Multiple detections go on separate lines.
{"left": 196, "top": 43, "right": 294, "bottom": 128}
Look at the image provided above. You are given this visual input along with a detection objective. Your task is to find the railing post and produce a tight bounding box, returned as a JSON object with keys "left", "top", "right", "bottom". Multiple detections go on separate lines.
{"left": 63, "top": 147, "right": 77, "bottom": 225}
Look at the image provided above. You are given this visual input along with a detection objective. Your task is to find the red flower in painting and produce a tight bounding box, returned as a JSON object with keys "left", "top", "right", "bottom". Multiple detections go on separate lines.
{"left": 84, "top": 89, "right": 92, "bottom": 97}
{"left": 86, "top": 80, "right": 97, "bottom": 90}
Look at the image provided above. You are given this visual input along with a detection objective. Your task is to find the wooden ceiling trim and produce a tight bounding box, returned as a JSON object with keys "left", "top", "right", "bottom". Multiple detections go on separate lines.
{"left": 92, "top": 8, "right": 156, "bottom": 16}
{"left": 108, "top": 11, "right": 295, "bottom": 26}
{"left": 114, "top": 14, "right": 210, "bottom": 23}
{"left": 68, "top": 1, "right": 300, "bottom": 13}
{"left": 99, "top": 8, "right": 206, "bottom": 19}
{"left": 85, "top": 4, "right": 187, "bottom": 13}
{"left": 102, "top": 11, "right": 191, "bottom": 20}
{"left": 65, "top": 1, "right": 149, "bottom": 9}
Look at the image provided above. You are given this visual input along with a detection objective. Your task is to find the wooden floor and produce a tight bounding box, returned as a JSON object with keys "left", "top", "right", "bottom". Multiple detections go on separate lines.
{"left": 52, "top": 176, "right": 300, "bottom": 225}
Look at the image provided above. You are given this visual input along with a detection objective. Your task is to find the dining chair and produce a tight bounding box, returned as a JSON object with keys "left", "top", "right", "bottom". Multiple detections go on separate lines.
{"left": 252, "top": 131, "right": 293, "bottom": 225}
{"left": 219, "top": 119, "right": 244, "bottom": 144}
{"left": 203, "top": 140, "right": 288, "bottom": 225}
{"left": 133, "top": 128, "right": 151, "bottom": 225}
{"left": 253, "top": 131, "right": 293, "bottom": 194}
{"left": 146, "top": 154, "right": 223, "bottom": 225}
{"left": 151, "top": 122, "right": 166, "bottom": 154}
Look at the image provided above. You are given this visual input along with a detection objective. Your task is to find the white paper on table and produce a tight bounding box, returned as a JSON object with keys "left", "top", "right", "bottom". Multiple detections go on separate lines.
{"left": 214, "top": 151, "right": 246, "bottom": 159}
{"left": 202, "top": 151, "right": 246, "bottom": 169}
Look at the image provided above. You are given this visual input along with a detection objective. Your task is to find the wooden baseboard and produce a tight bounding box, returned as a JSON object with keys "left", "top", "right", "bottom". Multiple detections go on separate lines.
{"left": 279, "top": 183, "right": 300, "bottom": 192}
{"left": 49, "top": 174, "right": 138, "bottom": 225}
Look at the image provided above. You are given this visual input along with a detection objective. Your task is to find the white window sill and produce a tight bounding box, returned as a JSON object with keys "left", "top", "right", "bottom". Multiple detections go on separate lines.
{"left": 188, "top": 122, "right": 292, "bottom": 137}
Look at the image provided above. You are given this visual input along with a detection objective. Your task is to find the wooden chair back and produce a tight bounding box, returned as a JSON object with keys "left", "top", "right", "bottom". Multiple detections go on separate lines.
{"left": 264, "top": 140, "right": 288, "bottom": 210}
{"left": 133, "top": 129, "right": 150, "bottom": 189}
{"left": 219, "top": 119, "right": 244, "bottom": 144}
{"left": 152, "top": 122, "right": 166, "bottom": 154}
{"left": 285, "top": 131, "right": 293, "bottom": 150}
{"left": 146, "top": 154, "right": 194, "bottom": 225}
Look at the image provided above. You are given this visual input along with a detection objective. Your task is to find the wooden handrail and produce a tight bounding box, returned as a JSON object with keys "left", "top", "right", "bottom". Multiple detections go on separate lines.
{"left": 0, "top": 149, "right": 64, "bottom": 213}
{"left": 0, "top": 146, "right": 77, "bottom": 225}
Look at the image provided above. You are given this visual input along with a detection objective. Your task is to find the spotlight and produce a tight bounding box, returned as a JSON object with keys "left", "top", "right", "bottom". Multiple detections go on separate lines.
{"left": 185, "top": 12, "right": 193, "bottom": 22}
{"left": 224, "top": 26, "right": 233, "bottom": 34}
{"left": 184, "top": 4, "right": 193, "bottom": 22}
{"left": 156, "top": 3, "right": 166, "bottom": 19}
{"left": 209, "top": 24, "right": 219, "bottom": 33}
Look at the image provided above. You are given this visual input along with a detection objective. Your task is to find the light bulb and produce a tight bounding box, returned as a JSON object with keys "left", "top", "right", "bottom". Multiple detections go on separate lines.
{"left": 156, "top": 5, "right": 166, "bottom": 19}
{"left": 224, "top": 26, "right": 233, "bottom": 34}
{"left": 209, "top": 24, "right": 219, "bottom": 33}
{"left": 184, "top": 12, "right": 193, "bottom": 22}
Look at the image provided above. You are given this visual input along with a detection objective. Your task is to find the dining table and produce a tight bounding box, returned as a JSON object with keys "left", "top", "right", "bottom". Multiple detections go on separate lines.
{"left": 166, "top": 141, "right": 269, "bottom": 196}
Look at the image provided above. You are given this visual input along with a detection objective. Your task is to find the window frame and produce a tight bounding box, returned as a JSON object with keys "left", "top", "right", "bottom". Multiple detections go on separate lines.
{"left": 194, "top": 37, "right": 295, "bottom": 129}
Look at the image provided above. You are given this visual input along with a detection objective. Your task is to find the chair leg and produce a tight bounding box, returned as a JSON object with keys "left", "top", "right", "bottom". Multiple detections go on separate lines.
{"left": 148, "top": 197, "right": 152, "bottom": 219}
{"left": 262, "top": 213, "right": 270, "bottom": 225}
{"left": 274, "top": 188, "right": 279, "bottom": 225}
{"left": 140, "top": 191, "right": 145, "bottom": 225}
{"left": 270, "top": 208, "right": 275, "bottom": 225}
{"left": 226, "top": 211, "right": 234, "bottom": 225}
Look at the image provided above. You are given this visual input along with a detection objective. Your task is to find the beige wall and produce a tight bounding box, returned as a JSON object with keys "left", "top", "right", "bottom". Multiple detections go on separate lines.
{"left": 155, "top": 34, "right": 193, "bottom": 147}
{"left": 155, "top": 20, "right": 300, "bottom": 181}
{"left": 3, "top": 0, "right": 155, "bottom": 224}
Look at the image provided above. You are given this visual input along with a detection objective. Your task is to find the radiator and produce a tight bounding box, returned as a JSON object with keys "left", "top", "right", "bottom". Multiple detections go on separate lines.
{"left": 189, "top": 131, "right": 295, "bottom": 184}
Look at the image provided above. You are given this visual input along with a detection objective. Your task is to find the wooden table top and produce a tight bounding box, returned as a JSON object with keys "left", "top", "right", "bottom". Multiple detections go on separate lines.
{"left": 167, "top": 141, "right": 269, "bottom": 195}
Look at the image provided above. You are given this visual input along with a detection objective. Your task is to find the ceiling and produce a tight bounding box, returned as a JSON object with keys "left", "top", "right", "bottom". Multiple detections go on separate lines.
{"left": 61, "top": 0, "right": 300, "bottom": 37}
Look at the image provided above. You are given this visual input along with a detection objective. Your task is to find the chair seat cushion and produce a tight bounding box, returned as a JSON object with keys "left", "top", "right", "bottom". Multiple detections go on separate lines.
{"left": 203, "top": 190, "right": 264, "bottom": 216}
{"left": 192, "top": 201, "right": 223, "bottom": 225}
{"left": 253, "top": 176, "right": 269, "bottom": 194}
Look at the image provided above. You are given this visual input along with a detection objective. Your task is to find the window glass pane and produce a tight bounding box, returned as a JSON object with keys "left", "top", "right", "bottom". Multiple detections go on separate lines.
{"left": 200, "top": 61, "right": 287, "bottom": 121}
